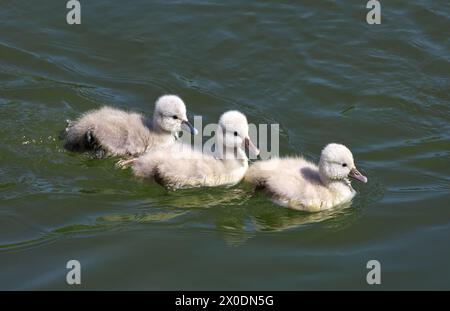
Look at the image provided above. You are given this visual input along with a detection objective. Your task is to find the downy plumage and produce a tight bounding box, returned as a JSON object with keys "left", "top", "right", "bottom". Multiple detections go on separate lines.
{"left": 63, "top": 95, "right": 197, "bottom": 157}
{"left": 245, "top": 143, "right": 367, "bottom": 212}
{"left": 130, "top": 110, "right": 259, "bottom": 190}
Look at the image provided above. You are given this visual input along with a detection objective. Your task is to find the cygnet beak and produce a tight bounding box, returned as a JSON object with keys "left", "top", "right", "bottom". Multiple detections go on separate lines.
{"left": 244, "top": 136, "right": 260, "bottom": 156}
{"left": 349, "top": 167, "right": 368, "bottom": 183}
{"left": 181, "top": 119, "right": 198, "bottom": 135}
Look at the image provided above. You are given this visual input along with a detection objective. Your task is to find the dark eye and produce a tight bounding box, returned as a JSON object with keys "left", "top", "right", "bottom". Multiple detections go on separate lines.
{"left": 234, "top": 131, "right": 238, "bottom": 137}
{"left": 172, "top": 115, "right": 178, "bottom": 120}
{"left": 342, "top": 163, "right": 347, "bottom": 167}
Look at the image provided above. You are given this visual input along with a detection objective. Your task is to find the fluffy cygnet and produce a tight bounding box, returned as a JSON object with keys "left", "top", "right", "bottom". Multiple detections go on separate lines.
{"left": 130, "top": 110, "right": 259, "bottom": 190}
{"left": 63, "top": 95, "right": 197, "bottom": 157}
{"left": 245, "top": 143, "right": 368, "bottom": 212}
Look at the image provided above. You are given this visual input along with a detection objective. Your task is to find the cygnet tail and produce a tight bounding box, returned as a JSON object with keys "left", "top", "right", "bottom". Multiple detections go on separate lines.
{"left": 63, "top": 123, "right": 96, "bottom": 152}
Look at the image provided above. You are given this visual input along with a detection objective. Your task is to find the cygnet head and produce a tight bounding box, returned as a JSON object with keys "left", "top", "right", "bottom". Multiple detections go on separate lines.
{"left": 216, "top": 110, "right": 259, "bottom": 158}
{"left": 318, "top": 143, "right": 367, "bottom": 184}
{"left": 153, "top": 95, "right": 197, "bottom": 135}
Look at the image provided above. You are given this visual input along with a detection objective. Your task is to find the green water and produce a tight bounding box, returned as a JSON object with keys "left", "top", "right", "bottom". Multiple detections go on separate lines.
{"left": 1, "top": 0, "right": 449, "bottom": 290}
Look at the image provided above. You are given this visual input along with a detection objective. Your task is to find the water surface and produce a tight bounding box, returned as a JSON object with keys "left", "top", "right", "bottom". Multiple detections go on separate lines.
{"left": 0, "top": 0, "right": 449, "bottom": 290}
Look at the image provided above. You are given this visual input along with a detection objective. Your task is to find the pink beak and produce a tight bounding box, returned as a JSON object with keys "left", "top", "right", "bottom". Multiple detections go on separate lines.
{"left": 349, "top": 167, "right": 368, "bottom": 183}
{"left": 244, "top": 137, "right": 260, "bottom": 156}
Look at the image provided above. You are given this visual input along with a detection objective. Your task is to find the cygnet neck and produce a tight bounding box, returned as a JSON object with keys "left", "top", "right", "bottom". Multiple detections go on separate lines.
{"left": 320, "top": 173, "right": 353, "bottom": 193}
{"left": 215, "top": 136, "right": 248, "bottom": 165}
{"left": 151, "top": 115, "right": 172, "bottom": 135}
{"left": 318, "top": 161, "right": 349, "bottom": 188}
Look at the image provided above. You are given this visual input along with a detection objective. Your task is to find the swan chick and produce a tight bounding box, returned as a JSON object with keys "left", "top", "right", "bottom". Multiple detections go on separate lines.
{"left": 131, "top": 110, "right": 259, "bottom": 190}
{"left": 245, "top": 143, "right": 367, "bottom": 212}
{"left": 63, "top": 95, "right": 197, "bottom": 157}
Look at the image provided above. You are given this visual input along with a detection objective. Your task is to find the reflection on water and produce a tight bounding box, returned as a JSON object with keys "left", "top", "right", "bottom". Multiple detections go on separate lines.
{"left": 0, "top": 193, "right": 360, "bottom": 251}
{"left": 250, "top": 201, "right": 355, "bottom": 232}
{"left": 161, "top": 187, "right": 253, "bottom": 208}
{"left": 97, "top": 211, "right": 188, "bottom": 223}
